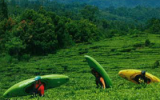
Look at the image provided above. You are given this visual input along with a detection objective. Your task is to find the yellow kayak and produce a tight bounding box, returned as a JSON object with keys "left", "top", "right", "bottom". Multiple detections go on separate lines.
{"left": 118, "top": 69, "right": 160, "bottom": 84}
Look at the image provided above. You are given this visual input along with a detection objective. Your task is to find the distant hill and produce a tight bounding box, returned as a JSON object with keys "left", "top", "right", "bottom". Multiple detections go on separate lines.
{"left": 51, "top": 0, "right": 160, "bottom": 8}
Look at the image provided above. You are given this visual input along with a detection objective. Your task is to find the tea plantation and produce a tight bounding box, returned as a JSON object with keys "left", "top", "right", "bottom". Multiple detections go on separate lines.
{"left": 1, "top": 34, "right": 160, "bottom": 100}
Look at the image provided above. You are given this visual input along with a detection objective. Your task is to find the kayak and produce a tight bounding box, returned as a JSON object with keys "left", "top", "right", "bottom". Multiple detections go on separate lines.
{"left": 119, "top": 69, "right": 160, "bottom": 84}
{"left": 3, "top": 74, "right": 69, "bottom": 98}
{"left": 85, "top": 55, "right": 112, "bottom": 88}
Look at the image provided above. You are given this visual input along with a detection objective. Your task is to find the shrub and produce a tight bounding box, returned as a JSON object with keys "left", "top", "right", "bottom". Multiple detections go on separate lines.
{"left": 145, "top": 39, "right": 151, "bottom": 46}
{"left": 5, "top": 37, "right": 25, "bottom": 57}
{"left": 21, "top": 54, "right": 31, "bottom": 61}
{"left": 152, "top": 60, "right": 159, "bottom": 69}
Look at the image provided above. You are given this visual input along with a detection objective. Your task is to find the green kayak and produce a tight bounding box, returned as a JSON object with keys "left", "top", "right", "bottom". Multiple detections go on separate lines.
{"left": 3, "top": 74, "right": 69, "bottom": 98}
{"left": 85, "top": 55, "right": 112, "bottom": 88}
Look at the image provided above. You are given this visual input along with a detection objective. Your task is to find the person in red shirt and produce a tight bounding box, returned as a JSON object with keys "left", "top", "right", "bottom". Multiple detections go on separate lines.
{"left": 33, "top": 76, "right": 44, "bottom": 97}
{"left": 91, "top": 68, "right": 106, "bottom": 89}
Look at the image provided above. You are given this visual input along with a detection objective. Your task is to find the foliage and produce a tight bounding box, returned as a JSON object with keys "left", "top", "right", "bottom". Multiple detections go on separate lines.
{"left": 5, "top": 37, "right": 25, "bottom": 57}
{"left": 17, "top": 10, "right": 58, "bottom": 55}
{"left": 1, "top": 34, "right": 160, "bottom": 99}
{"left": 66, "top": 19, "right": 102, "bottom": 43}
{"left": 81, "top": 5, "right": 99, "bottom": 22}
{"left": 54, "top": 16, "right": 74, "bottom": 48}
{"left": 146, "top": 18, "right": 160, "bottom": 34}
{"left": 2, "top": 0, "right": 160, "bottom": 58}
{"left": 0, "top": 0, "right": 8, "bottom": 21}
{"left": 48, "top": 0, "right": 160, "bottom": 8}
{"left": 152, "top": 60, "right": 159, "bottom": 69}
{"left": 0, "top": 18, "right": 16, "bottom": 52}
{"left": 145, "top": 39, "right": 151, "bottom": 47}
{"left": 0, "top": 8, "right": 104, "bottom": 56}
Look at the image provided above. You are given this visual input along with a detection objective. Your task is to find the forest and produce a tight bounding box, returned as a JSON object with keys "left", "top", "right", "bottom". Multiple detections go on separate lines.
{"left": 1, "top": 0, "right": 160, "bottom": 58}
{"left": 51, "top": 0, "right": 160, "bottom": 8}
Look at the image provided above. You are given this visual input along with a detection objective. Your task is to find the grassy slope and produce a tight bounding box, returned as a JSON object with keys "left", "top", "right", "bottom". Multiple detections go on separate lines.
{"left": 1, "top": 34, "right": 160, "bottom": 100}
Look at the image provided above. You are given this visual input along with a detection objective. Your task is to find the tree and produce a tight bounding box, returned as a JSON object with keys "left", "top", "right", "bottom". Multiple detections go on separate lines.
{"left": 66, "top": 19, "right": 102, "bottom": 43}
{"left": 0, "top": 0, "right": 8, "bottom": 21}
{"left": 13, "top": 10, "right": 58, "bottom": 55}
{"left": 21, "top": 0, "right": 29, "bottom": 8}
{"left": 55, "top": 17, "right": 74, "bottom": 48}
{"left": 0, "top": 18, "right": 16, "bottom": 52}
{"left": 81, "top": 5, "right": 99, "bottom": 22}
{"left": 10, "top": 0, "right": 16, "bottom": 6}
{"left": 5, "top": 37, "right": 26, "bottom": 57}
{"left": 146, "top": 18, "right": 160, "bottom": 34}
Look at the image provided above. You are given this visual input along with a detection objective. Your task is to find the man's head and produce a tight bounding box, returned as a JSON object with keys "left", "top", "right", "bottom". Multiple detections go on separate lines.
{"left": 34, "top": 76, "right": 41, "bottom": 83}
{"left": 141, "top": 71, "right": 146, "bottom": 76}
{"left": 91, "top": 68, "right": 100, "bottom": 77}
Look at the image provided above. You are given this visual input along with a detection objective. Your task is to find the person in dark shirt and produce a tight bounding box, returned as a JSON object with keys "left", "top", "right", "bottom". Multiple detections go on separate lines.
{"left": 133, "top": 71, "right": 151, "bottom": 84}
{"left": 91, "top": 68, "right": 106, "bottom": 89}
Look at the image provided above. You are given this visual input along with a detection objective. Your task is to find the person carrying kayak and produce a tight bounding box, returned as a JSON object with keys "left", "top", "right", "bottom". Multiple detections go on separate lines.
{"left": 91, "top": 68, "right": 106, "bottom": 89}
{"left": 133, "top": 71, "right": 151, "bottom": 84}
{"left": 33, "top": 76, "right": 45, "bottom": 97}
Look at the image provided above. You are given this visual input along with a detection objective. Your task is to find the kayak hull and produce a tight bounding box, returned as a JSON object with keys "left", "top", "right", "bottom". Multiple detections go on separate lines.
{"left": 85, "top": 55, "right": 112, "bottom": 88}
{"left": 3, "top": 74, "right": 69, "bottom": 98}
{"left": 119, "top": 69, "right": 160, "bottom": 84}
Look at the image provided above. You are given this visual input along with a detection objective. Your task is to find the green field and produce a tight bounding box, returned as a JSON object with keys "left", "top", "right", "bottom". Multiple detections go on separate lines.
{"left": 1, "top": 33, "right": 160, "bottom": 100}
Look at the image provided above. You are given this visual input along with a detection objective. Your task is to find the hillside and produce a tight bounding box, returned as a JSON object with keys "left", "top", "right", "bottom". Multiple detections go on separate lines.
{"left": 52, "top": 0, "right": 160, "bottom": 8}
{"left": 6, "top": 0, "right": 160, "bottom": 23}
{"left": 1, "top": 33, "right": 160, "bottom": 99}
